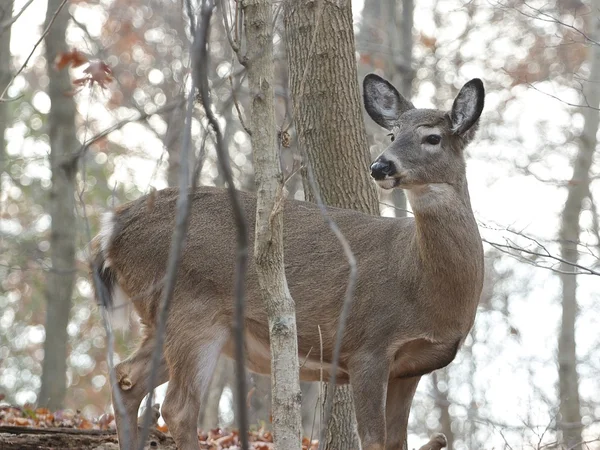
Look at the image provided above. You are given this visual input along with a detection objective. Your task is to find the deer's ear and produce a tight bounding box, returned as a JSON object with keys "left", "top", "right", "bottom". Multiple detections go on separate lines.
{"left": 450, "top": 78, "right": 485, "bottom": 135}
{"left": 363, "top": 74, "right": 414, "bottom": 130}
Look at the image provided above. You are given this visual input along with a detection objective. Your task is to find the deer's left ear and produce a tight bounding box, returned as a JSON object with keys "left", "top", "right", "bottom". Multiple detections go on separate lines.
{"left": 450, "top": 78, "right": 485, "bottom": 135}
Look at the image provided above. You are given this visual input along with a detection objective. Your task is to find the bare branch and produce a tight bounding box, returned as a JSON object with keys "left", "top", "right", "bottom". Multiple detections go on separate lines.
{"left": 71, "top": 99, "right": 186, "bottom": 165}
{"left": 0, "top": 0, "right": 69, "bottom": 102}
{"left": 197, "top": 1, "right": 250, "bottom": 449}
{"left": 0, "top": 0, "right": 35, "bottom": 36}
{"left": 482, "top": 239, "right": 600, "bottom": 276}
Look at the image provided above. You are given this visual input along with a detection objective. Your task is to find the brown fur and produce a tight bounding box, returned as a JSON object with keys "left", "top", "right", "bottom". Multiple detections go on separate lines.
{"left": 92, "top": 75, "right": 485, "bottom": 450}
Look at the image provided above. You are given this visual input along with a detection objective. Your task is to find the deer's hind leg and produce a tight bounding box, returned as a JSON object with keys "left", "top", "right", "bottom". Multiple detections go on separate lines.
{"left": 161, "top": 321, "right": 229, "bottom": 450}
{"left": 113, "top": 329, "right": 169, "bottom": 450}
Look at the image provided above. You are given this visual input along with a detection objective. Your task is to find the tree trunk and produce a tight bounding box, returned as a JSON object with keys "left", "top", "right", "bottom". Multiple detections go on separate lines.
{"left": 357, "top": 0, "right": 413, "bottom": 217}
{"left": 557, "top": 4, "right": 600, "bottom": 449}
{"left": 244, "top": 0, "right": 303, "bottom": 448}
{"left": 38, "top": 0, "right": 78, "bottom": 410}
{"left": 284, "top": 1, "right": 380, "bottom": 448}
{"left": 431, "top": 371, "right": 454, "bottom": 450}
{"left": 0, "top": 1, "right": 12, "bottom": 200}
{"left": 557, "top": 6, "right": 600, "bottom": 448}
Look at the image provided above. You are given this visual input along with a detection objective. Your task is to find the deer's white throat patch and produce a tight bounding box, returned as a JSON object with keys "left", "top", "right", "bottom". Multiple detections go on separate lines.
{"left": 406, "top": 183, "right": 456, "bottom": 211}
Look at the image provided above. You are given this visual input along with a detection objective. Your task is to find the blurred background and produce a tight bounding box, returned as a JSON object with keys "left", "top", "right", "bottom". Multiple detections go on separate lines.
{"left": 0, "top": 0, "right": 599, "bottom": 448}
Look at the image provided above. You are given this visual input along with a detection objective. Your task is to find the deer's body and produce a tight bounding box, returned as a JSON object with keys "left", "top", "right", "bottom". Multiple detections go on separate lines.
{"left": 92, "top": 74, "right": 485, "bottom": 450}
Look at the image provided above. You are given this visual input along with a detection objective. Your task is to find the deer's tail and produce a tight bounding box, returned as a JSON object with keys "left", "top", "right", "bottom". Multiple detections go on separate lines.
{"left": 90, "top": 211, "right": 129, "bottom": 329}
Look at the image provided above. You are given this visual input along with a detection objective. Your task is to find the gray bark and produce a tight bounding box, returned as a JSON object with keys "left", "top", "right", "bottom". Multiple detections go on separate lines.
{"left": 557, "top": 3, "right": 600, "bottom": 448}
{"left": 357, "top": 0, "right": 414, "bottom": 218}
{"left": 431, "top": 371, "right": 454, "bottom": 450}
{"left": 0, "top": 1, "right": 12, "bottom": 199}
{"left": 244, "top": 0, "right": 303, "bottom": 448}
{"left": 39, "top": 0, "right": 78, "bottom": 410}
{"left": 284, "top": 0, "right": 380, "bottom": 447}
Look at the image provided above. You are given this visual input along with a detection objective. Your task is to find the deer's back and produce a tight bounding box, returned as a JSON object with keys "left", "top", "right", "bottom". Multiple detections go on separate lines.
{"left": 104, "top": 187, "right": 424, "bottom": 357}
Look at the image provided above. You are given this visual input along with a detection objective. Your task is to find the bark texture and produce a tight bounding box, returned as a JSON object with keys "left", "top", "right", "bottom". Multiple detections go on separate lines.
{"left": 557, "top": 4, "right": 600, "bottom": 448}
{"left": 284, "top": 0, "right": 379, "bottom": 447}
{"left": 284, "top": 0, "right": 379, "bottom": 214}
{"left": 0, "top": 427, "right": 174, "bottom": 450}
{"left": 244, "top": 0, "right": 303, "bottom": 448}
{"left": 39, "top": 0, "right": 78, "bottom": 410}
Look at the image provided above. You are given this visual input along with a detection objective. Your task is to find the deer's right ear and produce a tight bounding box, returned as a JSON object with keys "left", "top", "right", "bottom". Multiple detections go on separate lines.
{"left": 363, "top": 74, "right": 414, "bottom": 130}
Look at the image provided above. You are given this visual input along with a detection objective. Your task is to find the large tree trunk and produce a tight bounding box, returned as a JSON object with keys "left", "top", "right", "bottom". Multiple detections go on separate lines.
{"left": 38, "top": 0, "right": 78, "bottom": 410}
{"left": 244, "top": 0, "right": 303, "bottom": 448}
{"left": 284, "top": 1, "right": 380, "bottom": 448}
{"left": 557, "top": 3, "right": 600, "bottom": 448}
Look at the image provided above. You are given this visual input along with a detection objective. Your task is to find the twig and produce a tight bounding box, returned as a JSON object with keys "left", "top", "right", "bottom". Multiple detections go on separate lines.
{"left": 229, "top": 74, "right": 252, "bottom": 135}
{"left": 482, "top": 239, "right": 600, "bottom": 276}
{"left": 221, "top": 0, "right": 245, "bottom": 64}
{"left": 71, "top": 99, "right": 186, "bottom": 165}
{"left": 309, "top": 324, "right": 324, "bottom": 445}
{"left": 197, "top": 1, "right": 250, "bottom": 449}
{"left": 0, "top": 0, "right": 69, "bottom": 102}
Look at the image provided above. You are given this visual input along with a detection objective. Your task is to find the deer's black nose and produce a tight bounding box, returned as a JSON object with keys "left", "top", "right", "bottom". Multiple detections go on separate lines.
{"left": 370, "top": 159, "right": 395, "bottom": 180}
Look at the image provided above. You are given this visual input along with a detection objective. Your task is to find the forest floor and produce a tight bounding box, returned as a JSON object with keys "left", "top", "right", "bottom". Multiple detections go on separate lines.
{"left": 0, "top": 404, "right": 319, "bottom": 450}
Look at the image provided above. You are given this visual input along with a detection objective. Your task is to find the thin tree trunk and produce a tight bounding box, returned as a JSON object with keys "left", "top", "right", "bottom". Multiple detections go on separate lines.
{"left": 431, "top": 371, "right": 454, "bottom": 450}
{"left": 284, "top": 1, "right": 380, "bottom": 448}
{"left": 557, "top": 5, "right": 600, "bottom": 447}
{"left": 39, "top": 0, "right": 78, "bottom": 410}
{"left": 248, "top": 374, "right": 272, "bottom": 429}
{"left": 244, "top": 0, "right": 303, "bottom": 448}
{"left": 0, "top": 1, "right": 12, "bottom": 201}
{"left": 390, "top": 0, "right": 414, "bottom": 216}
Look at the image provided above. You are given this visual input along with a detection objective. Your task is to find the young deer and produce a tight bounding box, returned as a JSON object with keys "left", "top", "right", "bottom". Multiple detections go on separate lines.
{"left": 91, "top": 74, "right": 485, "bottom": 450}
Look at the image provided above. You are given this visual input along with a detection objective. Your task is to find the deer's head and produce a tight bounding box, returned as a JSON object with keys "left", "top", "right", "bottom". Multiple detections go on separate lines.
{"left": 363, "top": 74, "right": 484, "bottom": 190}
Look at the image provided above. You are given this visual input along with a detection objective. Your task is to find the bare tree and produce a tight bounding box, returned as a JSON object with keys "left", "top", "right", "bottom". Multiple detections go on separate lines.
{"left": 38, "top": 0, "right": 78, "bottom": 410}
{"left": 557, "top": 1, "right": 600, "bottom": 448}
{"left": 243, "top": 0, "right": 303, "bottom": 447}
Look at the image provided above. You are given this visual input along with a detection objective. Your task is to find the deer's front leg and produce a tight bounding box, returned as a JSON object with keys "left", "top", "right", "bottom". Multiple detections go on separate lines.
{"left": 385, "top": 376, "right": 420, "bottom": 450}
{"left": 348, "top": 354, "right": 390, "bottom": 450}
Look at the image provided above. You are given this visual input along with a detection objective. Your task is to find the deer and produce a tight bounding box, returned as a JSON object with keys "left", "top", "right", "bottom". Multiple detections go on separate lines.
{"left": 90, "top": 74, "right": 485, "bottom": 450}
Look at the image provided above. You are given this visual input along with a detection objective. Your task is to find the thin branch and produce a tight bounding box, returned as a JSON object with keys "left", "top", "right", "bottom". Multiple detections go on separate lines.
{"left": 136, "top": 80, "right": 196, "bottom": 450}
{"left": 299, "top": 152, "right": 358, "bottom": 450}
{"left": 0, "top": 0, "right": 69, "bottom": 102}
{"left": 77, "top": 89, "right": 130, "bottom": 447}
{"left": 229, "top": 74, "right": 252, "bottom": 135}
{"left": 482, "top": 239, "right": 600, "bottom": 276}
{"left": 71, "top": 99, "right": 186, "bottom": 165}
{"left": 0, "top": 0, "right": 35, "bottom": 36}
{"left": 197, "top": 1, "right": 250, "bottom": 450}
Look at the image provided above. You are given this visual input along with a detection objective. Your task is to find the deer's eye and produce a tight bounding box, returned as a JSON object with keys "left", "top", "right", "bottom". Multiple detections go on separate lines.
{"left": 425, "top": 134, "right": 441, "bottom": 145}
{"left": 388, "top": 133, "right": 395, "bottom": 142}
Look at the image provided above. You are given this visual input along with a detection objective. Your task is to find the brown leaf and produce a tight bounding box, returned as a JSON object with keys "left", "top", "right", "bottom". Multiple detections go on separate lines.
{"left": 55, "top": 49, "right": 88, "bottom": 70}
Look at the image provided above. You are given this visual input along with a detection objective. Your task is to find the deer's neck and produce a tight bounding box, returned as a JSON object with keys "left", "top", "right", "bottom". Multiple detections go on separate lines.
{"left": 406, "top": 182, "right": 483, "bottom": 303}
